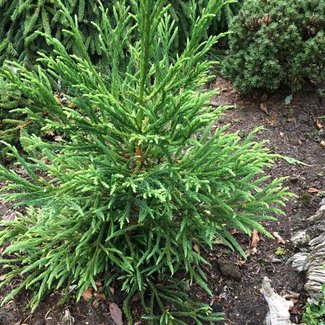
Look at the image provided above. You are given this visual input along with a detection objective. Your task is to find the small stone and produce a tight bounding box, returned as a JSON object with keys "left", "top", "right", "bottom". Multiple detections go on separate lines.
{"left": 218, "top": 260, "right": 241, "bottom": 282}
{"left": 92, "top": 299, "right": 100, "bottom": 309}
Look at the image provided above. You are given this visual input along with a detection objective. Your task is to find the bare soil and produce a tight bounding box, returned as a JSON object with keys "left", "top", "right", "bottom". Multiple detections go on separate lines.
{"left": 206, "top": 78, "right": 325, "bottom": 325}
{"left": 0, "top": 77, "right": 324, "bottom": 324}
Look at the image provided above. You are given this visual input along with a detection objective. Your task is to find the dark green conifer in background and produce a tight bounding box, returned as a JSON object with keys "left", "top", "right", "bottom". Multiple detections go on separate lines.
{"left": 0, "top": 0, "right": 242, "bottom": 65}
{"left": 0, "top": 0, "right": 105, "bottom": 64}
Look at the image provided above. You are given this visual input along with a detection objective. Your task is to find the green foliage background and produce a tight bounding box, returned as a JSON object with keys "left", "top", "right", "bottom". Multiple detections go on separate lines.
{"left": 222, "top": 0, "right": 325, "bottom": 93}
{"left": 0, "top": 0, "right": 242, "bottom": 65}
{"left": 0, "top": 0, "right": 289, "bottom": 323}
{"left": 0, "top": 0, "right": 103, "bottom": 64}
{"left": 170, "top": 0, "right": 242, "bottom": 50}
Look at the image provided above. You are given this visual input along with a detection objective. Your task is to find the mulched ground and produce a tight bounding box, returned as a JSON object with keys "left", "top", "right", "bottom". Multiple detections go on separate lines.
{"left": 207, "top": 78, "right": 325, "bottom": 324}
{"left": 0, "top": 77, "right": 324, "bottom": 324}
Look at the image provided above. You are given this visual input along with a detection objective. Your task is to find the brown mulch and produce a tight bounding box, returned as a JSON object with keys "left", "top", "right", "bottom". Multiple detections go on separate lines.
{"left": 0, "top": 77, "right": 324, "bottom": 324}
{"left": 207, "top": 78, "right": 325, "bottom": 325}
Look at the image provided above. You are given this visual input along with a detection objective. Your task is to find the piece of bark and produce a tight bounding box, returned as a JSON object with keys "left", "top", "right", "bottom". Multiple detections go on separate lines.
{"left": 262, "top": 277, "right": 293, "bottom": 325}
{"left": 288, "top": 201, "right": 325, "bottom": 303}
{"left": 287, "top": 252, "right": 308, "bottom": 272}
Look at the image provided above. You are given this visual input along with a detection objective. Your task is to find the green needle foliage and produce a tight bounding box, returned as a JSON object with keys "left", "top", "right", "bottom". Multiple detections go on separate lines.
{"left": 0, "top": 76, "right": 20, "bottom": 155}
{"left": 0, "top": 0, "right": 241, "bottom": 149}
{"left": 0, "top": 0, "right": 104, "bottom": 64}
{"left": 0, "top": 0, "right": 290, "bottom": 323}
{"left": 222, "top": 0, "right": 325, "bottom": 94}
{"left": 169, "top": 0, "right": 242, "bottom": 50}
{"left": 0, "top": 75, "right": 37, "bottom": 158}
{"left": 0, "top": 0, "right": 242, "bottom": 65}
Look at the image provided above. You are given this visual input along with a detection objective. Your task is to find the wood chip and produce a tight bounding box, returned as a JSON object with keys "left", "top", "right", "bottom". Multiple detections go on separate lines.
{"left": 81, "top": 288, "right": 93, "bottom": 302}
{"left": 92, "top": 299, "right": 100, "bottom": 309}
{"left": 193, "top": 243, "right": 200, "bottom": 253}
{"left": 260, "top": 102, "right": 268, "bottom": 114}
{"left": 272, "top": 232, "right": 286, "bottom": 244}
{"left": 250, "top": 229, "right": 260, "bottom": 249}
{"left": 307, "top": 187, "right": 319, "bottom": 194}
{"left": 109, "top": 303, "right": 123, "bottom": 325}
{"left": 94, "top": 292, "right": 106, "bottom": 301}
{"left": 315, "top": 118, "right": 324, "bottom": 129}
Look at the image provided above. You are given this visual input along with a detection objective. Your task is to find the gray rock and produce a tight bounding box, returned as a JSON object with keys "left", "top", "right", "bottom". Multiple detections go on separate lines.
{"left": 289, "top": 202, "right": 325, "bottom": 303}
{"left": 291, "top": 230, "right": 310, "bottom": 246}
{"left": 287, "top": 252, "right": 308, "bottom": 272}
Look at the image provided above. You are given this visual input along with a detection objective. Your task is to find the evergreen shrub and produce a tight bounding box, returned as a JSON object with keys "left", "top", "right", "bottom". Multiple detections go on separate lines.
{"left": 0, "top": 0, "right": 242, "bottom": 64}
{"left": 221, "top": 0, "right": 325, "bottom": 94}
{"left": 0, "top": 0, "right": 289, "bottom": 323}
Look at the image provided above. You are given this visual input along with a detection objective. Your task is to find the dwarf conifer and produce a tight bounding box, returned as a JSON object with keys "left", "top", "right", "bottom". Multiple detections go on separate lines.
{"left": 0, "top": 0, "right": 289, "bottom": 323}
{"left": 222, "top": 0, "right": 325, "bottom": 93}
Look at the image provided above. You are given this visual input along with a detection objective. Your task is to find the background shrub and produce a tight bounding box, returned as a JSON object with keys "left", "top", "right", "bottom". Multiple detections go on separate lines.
{"left": 0, "top": 0, "right": 289, "bottom": 323}
{"left": 0, "top": 0, "right": 106, "bottom": 65}
{"left": 0, "top": 0, "right": 242, "bottom": 65}
{"left": 221, "top": 0, "right": 325, "bottom": 94}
